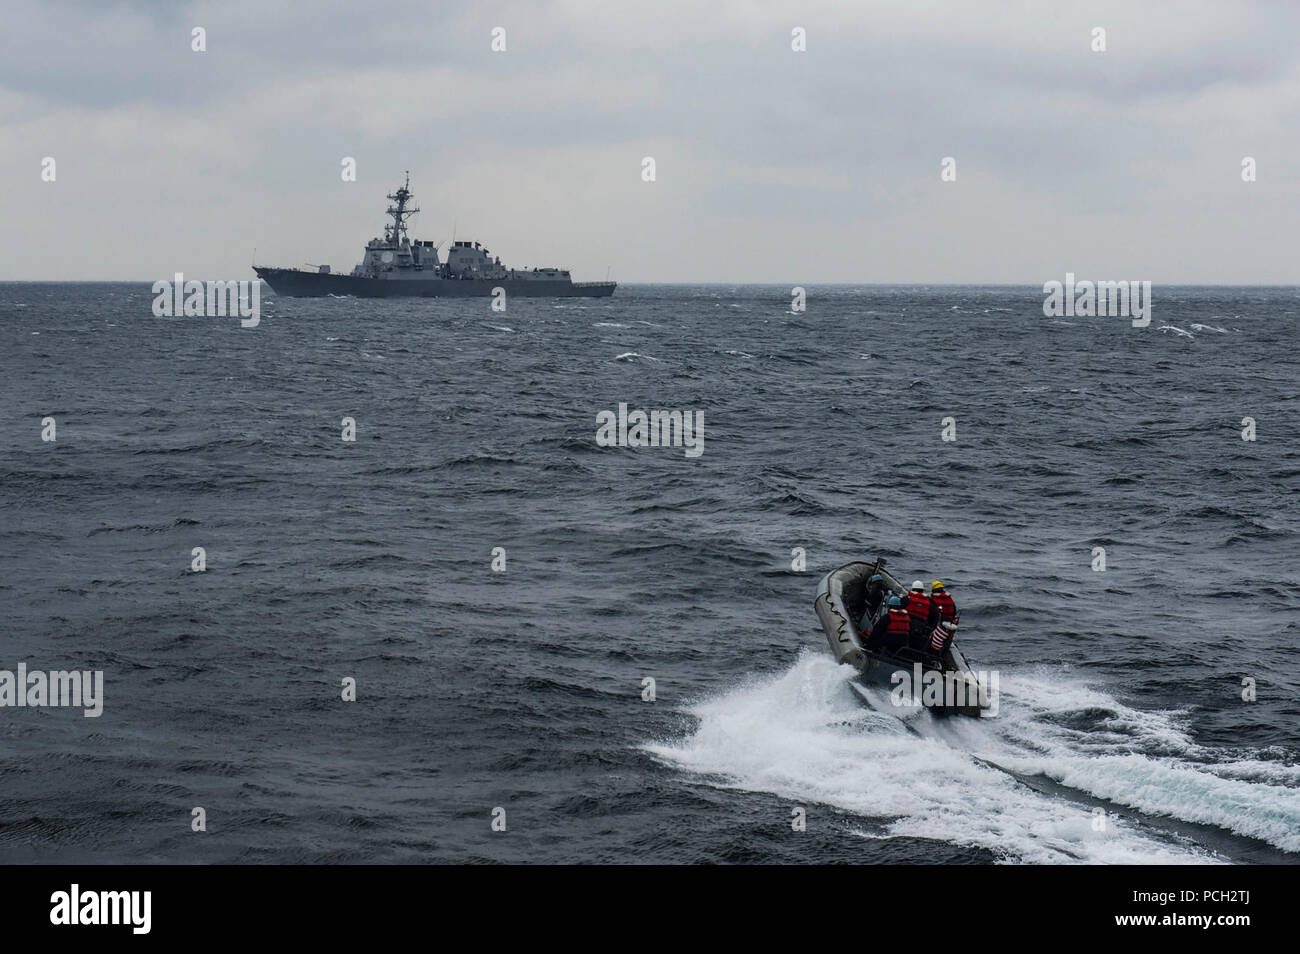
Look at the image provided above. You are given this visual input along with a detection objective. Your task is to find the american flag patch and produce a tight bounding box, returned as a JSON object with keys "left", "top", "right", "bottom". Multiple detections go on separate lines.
{"left": 930, "top": 624, "right": 949, "bottom": 652}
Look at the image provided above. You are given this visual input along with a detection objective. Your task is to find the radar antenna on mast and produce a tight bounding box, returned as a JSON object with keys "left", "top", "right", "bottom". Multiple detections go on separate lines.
{"left": 384, "top": 171, "right": 420, "bottom": 244}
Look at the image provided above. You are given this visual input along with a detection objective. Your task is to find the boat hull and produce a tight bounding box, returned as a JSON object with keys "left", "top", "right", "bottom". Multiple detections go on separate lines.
{"left": 253, "top": 267, "right": 616, "bottom": 299}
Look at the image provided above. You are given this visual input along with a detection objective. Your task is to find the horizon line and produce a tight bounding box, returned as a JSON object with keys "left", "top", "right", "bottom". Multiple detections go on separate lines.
{"left": 2, "top": 280, "right": 1299, "bottom": 289}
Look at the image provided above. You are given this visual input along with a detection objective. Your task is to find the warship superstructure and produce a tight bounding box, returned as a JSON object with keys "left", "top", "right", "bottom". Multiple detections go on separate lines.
{"left": 254, "top": 175, "right": 615, "bottom": 298}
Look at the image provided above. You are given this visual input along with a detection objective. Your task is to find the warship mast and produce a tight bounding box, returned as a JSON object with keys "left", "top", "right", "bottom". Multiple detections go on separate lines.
{"left": 384, "top": 171, "right": 420, "bottom": 244}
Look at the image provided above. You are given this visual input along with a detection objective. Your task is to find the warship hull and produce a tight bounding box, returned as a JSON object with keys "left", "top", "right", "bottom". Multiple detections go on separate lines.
{"left": 254, "top": 266, "right": 615, "bottom": 299}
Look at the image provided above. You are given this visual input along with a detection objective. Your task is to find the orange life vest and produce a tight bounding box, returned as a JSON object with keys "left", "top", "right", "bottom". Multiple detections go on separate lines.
{"left": 885, "top": 608, "right": 910, "bottom": 636}
{"left": 906, "top": 593, "right": 932, "bottom": 626}
{"left": 931, "top": 591, "right": 957, "bottom": 623}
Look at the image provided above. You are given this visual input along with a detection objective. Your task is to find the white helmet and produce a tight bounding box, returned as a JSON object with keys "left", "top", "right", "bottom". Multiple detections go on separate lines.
{"left": 911, "top": 580, "right": 925, "bottom": 591}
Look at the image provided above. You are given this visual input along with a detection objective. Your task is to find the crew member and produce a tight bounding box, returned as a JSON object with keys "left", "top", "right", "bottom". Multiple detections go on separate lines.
{"left": 930, "top": 580, "right": 959, "bottom": 625}
{"left": 905, "top": 580, "right": 933, "bottom": 647}
{"left": 861, "top": 574, "right": 887, "bottom": 627}
{"left": 866, "top": 596, "right": 910, "bottom": 652}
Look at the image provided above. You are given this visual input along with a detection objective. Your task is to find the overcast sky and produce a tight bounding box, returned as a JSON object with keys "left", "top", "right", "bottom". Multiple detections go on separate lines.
{"left": 3, "top": 0, "right": 1298, "bottom": 283}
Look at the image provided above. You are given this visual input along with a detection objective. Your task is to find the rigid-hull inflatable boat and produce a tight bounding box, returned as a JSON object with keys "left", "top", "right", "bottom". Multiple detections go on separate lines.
{"left": 814, "top": 558, "right": 990, "bottom": 717}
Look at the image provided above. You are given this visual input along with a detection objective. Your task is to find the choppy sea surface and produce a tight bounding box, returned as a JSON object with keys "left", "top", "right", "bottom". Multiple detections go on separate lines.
{"left": 1, "top": 282, "right": 1297, "bottom": 864}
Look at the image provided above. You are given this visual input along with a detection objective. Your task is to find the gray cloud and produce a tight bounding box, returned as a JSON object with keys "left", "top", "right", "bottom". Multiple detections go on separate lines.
{"left": 3, "top": 0, "right": 1297, "bottom": 282}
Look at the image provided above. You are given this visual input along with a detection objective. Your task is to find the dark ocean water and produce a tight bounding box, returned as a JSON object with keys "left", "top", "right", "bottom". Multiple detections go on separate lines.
{"left": 1, "top": 282, "right": 1297, "bottom": 864}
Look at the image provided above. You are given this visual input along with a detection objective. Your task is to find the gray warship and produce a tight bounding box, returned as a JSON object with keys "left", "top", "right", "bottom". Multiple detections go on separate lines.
{"left": 253, "top": 174, "right": 615, "bottom": 298}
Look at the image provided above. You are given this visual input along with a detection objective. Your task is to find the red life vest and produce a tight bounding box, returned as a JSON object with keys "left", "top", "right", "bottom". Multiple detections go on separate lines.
{"left": 931, "top": 591, "right": 957, "bottom": 623}
{"left": 906, "top": 593, "right": 932, "bottom": 625}
{"left": 885, "top": 608, "right": 910, "bottom": 636}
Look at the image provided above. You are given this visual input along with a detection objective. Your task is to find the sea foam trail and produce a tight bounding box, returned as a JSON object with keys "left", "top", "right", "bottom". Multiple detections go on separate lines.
{"left": 959, "top": 670, "right": 1300, "bottom": 853}
{"left": 646, "top": 652, "right": 1218, "bottom": 864}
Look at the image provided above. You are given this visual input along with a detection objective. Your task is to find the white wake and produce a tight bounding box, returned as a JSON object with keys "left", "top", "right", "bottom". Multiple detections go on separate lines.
{"left": 647, "top": 652, "right": 1300, "bottom": 863}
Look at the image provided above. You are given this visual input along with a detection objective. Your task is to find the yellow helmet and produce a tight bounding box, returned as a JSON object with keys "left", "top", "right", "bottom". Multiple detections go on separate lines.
{"left": 931, "top": 580, "right": 945, "bottom": 590}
